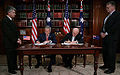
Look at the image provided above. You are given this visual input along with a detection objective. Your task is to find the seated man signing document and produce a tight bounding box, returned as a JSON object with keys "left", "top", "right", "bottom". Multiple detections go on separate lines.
{"left": 35, "top": 26, "right": 57, "bottom": 72}
{"left": 36, "top": 26, "right": 57, "bottom": 45}
{"left": 60, "top": 28, "right": 83, "bottom": 68}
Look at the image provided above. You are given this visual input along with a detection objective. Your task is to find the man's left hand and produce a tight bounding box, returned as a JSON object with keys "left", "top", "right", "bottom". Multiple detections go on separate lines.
{"left": 17, "top": 38, "right": 22, "bottom": 44}
{"left": 70, "top": 41, "right": 78, "bottom": 44}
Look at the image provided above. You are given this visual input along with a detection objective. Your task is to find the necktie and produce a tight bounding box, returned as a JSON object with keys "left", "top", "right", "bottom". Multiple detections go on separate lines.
{"left": 46, "top": 35, "right": 48, "bottom": 41}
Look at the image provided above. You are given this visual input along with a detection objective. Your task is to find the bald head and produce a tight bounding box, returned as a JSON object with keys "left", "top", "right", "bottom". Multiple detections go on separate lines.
{"left": 72, "top": 28, "right": 79, "bottom": 37}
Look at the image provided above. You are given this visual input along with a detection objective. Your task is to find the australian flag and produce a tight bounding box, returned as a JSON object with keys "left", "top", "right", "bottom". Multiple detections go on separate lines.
{"left": 46, "top": 0, "right": 51, "bottom": 27}
{"left": 93, "top": 35, "right": 100, "bottom": 40}
{"left": 79, "top": 0, "right": 84, "bottom": 41}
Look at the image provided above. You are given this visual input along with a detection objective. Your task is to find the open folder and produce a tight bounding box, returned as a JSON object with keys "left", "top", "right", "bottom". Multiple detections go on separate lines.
{"left": 34, "top": 43, "right": 56, "bottom": 46}
{"left": 61, "top": 43, "right": 84, "bottom": 45}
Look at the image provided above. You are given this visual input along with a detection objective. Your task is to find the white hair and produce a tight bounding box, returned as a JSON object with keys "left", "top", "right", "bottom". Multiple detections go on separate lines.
{"left": 73, "top": 28, "right": 79, "bottom": 33}
{"left": 6, "top": 6, "right": 16, "bottom": 14}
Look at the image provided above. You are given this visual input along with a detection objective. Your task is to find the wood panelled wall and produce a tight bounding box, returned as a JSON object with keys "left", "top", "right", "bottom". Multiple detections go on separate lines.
{"left": 0, "top": 0, "right": 5, "bottom": 54}
{"left": 0, "top": 0, "right": 120, "bottom": 54}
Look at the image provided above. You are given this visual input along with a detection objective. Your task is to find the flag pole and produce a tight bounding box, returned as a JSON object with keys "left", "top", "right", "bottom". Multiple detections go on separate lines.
{"left": 79, "top": 0, "right": 84, "bottom": 41}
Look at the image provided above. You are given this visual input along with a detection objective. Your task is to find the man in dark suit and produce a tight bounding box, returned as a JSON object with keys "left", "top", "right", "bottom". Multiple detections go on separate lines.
{"left": 1, "top": 6, "right": 22, "bottom": 74}
{"left": 99, "top": 1, "right": 120, "bottom": 74}
{"left": 35, "top": 26, "right": 57, "bottom": 72}
{"left": 61, "top": 28, "right": 83, "bottom": 69}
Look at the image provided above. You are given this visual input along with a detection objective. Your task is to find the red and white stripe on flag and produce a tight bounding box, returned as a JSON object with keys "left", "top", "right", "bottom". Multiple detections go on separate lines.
{"left": 32, "top": 18, "right": 37, "bottom": 44}
{"left": 63, "top": 17, "right": 70, "bottom": 34}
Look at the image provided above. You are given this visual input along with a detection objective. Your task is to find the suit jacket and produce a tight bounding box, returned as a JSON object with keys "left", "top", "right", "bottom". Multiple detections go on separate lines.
{"left": 37, "top": 32, "right": 57, "bottom": 43}
{"left": 60, "top": 32, "right": 84, "bottom": 43}
{"left": 101, "top": 11, "right": 120, "bottom": 41}
{"left": 1, "top": 16, "right": 19, "bottom": 49}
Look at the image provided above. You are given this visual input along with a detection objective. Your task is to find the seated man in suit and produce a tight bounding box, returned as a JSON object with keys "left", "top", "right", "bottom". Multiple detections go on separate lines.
{"left": 61, "top": 28, "right": 83, "bottom": 68}
{"left": 35, "top": 26, "right": 57, "bottom": 72}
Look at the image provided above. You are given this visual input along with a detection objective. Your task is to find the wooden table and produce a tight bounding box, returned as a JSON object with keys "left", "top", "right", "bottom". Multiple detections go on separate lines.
{"left": 17, "top": 44, "right": 102, "bottom": 75}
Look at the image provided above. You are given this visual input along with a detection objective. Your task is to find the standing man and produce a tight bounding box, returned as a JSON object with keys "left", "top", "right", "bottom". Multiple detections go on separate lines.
{"left": 99, "top": 1, "right": 120, "bottom": 74}
{"left": 1, "top": 6, "right": 22, "bottom": 74}
{"left": 61, "top": 28, "right": 83, "bottom": 69}
{"left": 35, "top": 26, "right": 57, "bottom": 72}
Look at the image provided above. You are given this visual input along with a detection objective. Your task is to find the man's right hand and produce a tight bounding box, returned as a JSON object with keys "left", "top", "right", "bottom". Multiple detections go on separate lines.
{"left": 43, "top": 41, "right": 50, "bottom": 44}
{"left": 100, "top": 32, "right": 106, "bottom": 38}
{"left": 36, "top": 41, "right": 40, "bottom": 44}
{"left": 64, "top": 40, "right": 71, "bottom": 43}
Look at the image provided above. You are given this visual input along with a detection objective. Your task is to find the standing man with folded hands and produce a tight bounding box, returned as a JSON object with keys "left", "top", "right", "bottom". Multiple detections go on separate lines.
{"left": 99, "top": 1, "right": 120, "bottom": 74}
{"left": 1, "top": 6, "right": 22, "bottom": 74}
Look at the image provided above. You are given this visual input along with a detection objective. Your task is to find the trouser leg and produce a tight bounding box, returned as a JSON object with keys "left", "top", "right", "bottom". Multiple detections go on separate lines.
{"left": 107, "top": 41, "right": 117, "bottom": 70}
{"left": 102, "top": 39, "right": 109, "bottom": 67}
{"left": 35, "top": 55, "right": 42, "bottom": 64}
{"left": 48, "top": 55, "right": 56, "bottom": 69}
{"left": 6, "top": 49, "right": 17, "bottom": 71}
{"left": 68, "top": 54, "right": 74, "bottom": 66}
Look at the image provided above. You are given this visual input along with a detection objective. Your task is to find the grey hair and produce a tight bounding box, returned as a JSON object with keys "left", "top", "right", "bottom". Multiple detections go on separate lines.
{"left": 106, "top": 1, "right": 116, "bottom": 7}
{"left": 5, "top": 6, "right": 16, "bottom": 14}
{"left": 45, "top": 26, "right": 51, "bottom": 32}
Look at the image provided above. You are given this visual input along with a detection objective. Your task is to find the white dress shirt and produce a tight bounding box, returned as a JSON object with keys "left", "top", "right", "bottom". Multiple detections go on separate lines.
{"left": 103, "top": 10, "right": 115, "bottom": 35}
{"left": 72, "top": 36, "right": 75, "bottom": 42}
{"left": 7, "top": 15, "right": 12, "bottom": 21}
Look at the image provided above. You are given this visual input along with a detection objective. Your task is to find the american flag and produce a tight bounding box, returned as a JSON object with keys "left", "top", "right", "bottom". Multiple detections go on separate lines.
{"left": 46, "top": 0, "right": 51, "bottom": 27}
{"left": 79, "top": 0, "right": 84, "bottom": 41}
{"left": 23, "top": 36, "right": 30, "bottom": 40}
{"left": 31, "top": 0, "right": 37, "bottom": 44}
{"left": 63, "top": 0, "right": 70, "bottom": 34}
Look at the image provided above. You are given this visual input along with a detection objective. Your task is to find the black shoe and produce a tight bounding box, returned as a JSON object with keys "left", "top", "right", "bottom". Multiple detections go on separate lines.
{"left": 35, "top": 63, "right": 40, "bottom": 68}
{"left": 14, "top": 67, "right": 19, "bottom": 70}
{"left": 104, "top": 69, "right": 115, "bottom": 74}
{"left": 99, "top": 65, "right": 108, "bottom": 70}
{"left": 8, "top": 70, "right": 17, "bottom": 74}
{"left": 68, "top": 64, "right": 73, "bottom": 69}
{"left": 63, "top": 63, "right": 69, "bottom": 68}
{"left": 64, "top": 64, "right": 68, "bottom": 68}
{"left": 69, "top": 64, "right": 73, "bottom": 69}
{"left": 52, "top": 61, "right": 56, "bottom": 65}
{"left": 117, "top": 61, "right": 120, "bottom": 63}
{"left": 47, "top": 68, "right": 52, "bottom": 72}
{"left": 15, "top": 68, "right": 19, "bottom": 71}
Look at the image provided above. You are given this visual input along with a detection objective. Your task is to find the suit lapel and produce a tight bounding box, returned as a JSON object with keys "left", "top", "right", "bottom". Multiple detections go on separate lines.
{"left": 6, "top": 16, "right": 17, "bottom": 32}
{"left": 105, "top": 11, "right": 116, "bottom": 29}
{"left": 48, "top": 33, "right": 52, "bottom": 40}
{"left": 107, "top": 11, "right": 116, "bottom": 23}
{"left": 69, "top": 34, "right": 72, "bottom": 41}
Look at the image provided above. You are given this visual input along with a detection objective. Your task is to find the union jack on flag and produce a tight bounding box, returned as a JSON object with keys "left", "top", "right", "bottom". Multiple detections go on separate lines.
{"left": 46, "top": 0, "right": 51, "bottom": 27}
{"left": 31, "top": 0, "right": 37, "bottom": 44}
{"left": 79, "top": 0, "right": 84, "bottom": 41}
{"left": 93, "top": 35, "right": 100, "bottom": 40}
{"left": 63, "top": 0, "right": 70, "bottom": 34}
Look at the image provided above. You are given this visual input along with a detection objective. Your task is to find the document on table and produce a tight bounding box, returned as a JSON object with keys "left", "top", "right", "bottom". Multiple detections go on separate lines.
{"left": 34, "top": 43, "right": 46, "bottom": 46}
{"left": 34, "top": 43, "right": 56, "bottom": 46}
{"left": 61, "top": 43, "right": 84, "bottom": 45}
